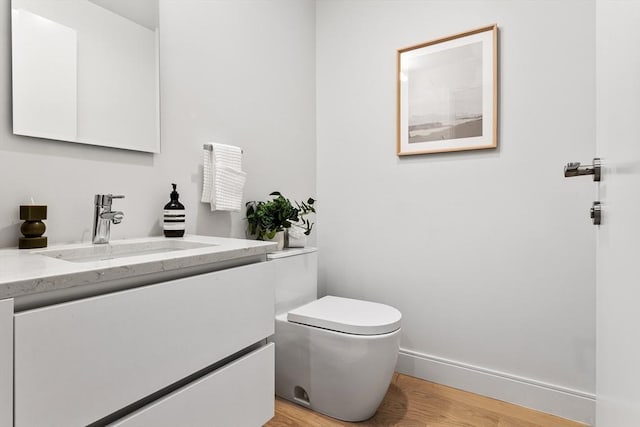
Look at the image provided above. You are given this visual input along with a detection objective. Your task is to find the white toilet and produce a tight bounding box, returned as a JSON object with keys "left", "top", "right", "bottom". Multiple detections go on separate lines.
{"left": 268, "top": 248, "right": 402, "bottom": 422}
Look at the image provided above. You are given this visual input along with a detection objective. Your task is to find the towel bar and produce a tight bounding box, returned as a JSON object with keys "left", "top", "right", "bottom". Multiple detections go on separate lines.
{"left": 203, "top": 144, "right": 243, "bottom": 154}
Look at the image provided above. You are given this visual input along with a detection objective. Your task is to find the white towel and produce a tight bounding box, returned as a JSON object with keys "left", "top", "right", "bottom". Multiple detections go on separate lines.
{"left": 211, "top": 143, "right": 242, "bottom": 170}
{"left": 201, "top": 143, "right": 246, "bottom": 211}
{"left": 213, "top": 165, "right": 247, "bottom": 211}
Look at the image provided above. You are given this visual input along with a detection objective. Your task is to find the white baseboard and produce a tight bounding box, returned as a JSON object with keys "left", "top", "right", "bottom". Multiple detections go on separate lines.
{"left": 396, "top": 348, "right": 595, "bottom": 426}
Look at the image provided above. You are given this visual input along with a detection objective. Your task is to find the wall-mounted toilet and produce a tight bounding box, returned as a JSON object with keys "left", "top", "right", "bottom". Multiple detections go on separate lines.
{"left": 268, "top": 248, "right": 402, "bottom": 422}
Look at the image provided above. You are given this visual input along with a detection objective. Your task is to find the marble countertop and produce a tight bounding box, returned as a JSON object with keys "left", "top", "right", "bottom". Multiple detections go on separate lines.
{"left": 0, "top": 235, "right": 276, "bottom": 300}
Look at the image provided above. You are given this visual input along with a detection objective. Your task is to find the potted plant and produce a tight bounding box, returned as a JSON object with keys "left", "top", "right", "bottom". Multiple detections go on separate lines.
{"left": 246, "top": 192, "right": 299, "bottom": 251}
{"left": 246, "top": 192, "right": 317, "bottom": 250}
{"left": 287, "top": 197, "right": 316, "bottom": 248}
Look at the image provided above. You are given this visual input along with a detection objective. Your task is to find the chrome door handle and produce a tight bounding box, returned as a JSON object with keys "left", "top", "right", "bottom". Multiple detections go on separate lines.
{"left": 564, "top": 158, "right": 601, "bottom": 181}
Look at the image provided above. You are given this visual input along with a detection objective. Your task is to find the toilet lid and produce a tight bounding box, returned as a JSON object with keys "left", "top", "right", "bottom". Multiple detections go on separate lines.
{"left": 287, "top": 296, "right": 402, "bottom": 335}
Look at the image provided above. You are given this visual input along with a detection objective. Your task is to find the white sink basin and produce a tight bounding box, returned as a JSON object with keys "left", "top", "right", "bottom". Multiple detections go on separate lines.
{"left": 35, "top": 240, "right": 217, "bottom": 263}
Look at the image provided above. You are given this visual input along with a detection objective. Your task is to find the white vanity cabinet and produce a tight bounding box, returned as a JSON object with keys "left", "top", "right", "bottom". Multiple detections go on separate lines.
{"left": 0, "top": 299, "right": 12, "bottom": 427}
{"left": 110, "top": 343, "right": 274, "bottom": 427}
{"left": 13, "top": 261, "right": 275, "bottom": 427}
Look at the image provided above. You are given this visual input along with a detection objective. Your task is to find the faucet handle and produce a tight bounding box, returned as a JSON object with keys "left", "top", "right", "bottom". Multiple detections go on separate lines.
{"left": 95, "top": 194, "right": 125, "bottom": 206}
{"left": 109, "top": 195, "right": 125, "bottom": 208}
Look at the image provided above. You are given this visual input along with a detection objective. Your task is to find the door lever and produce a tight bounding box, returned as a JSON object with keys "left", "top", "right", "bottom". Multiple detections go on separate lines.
{"left": 564, "top": 158, "right": 601, "bottom": 181}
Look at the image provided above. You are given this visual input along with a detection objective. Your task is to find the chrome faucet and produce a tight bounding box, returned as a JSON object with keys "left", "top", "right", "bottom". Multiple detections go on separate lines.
{"left": 93, "top": 194, "right": 125, "bottom": 244}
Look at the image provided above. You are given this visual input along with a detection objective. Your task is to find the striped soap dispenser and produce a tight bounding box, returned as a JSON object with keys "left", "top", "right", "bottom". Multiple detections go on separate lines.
{"left": 163, "top": 183, "right": 185, "bottom": 237}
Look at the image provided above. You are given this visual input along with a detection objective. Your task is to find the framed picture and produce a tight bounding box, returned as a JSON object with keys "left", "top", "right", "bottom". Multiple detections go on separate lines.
{"left": 397, "top": 24, "right": 498, "bottom": 156}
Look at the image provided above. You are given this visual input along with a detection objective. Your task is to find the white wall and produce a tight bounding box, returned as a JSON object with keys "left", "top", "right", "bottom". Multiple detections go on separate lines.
{"left": 0, "top": 0, "right": 316, "bottom": 248}
{"left": 316, "top": 0, "right": 595, "bottom": 423}
{"left": 159, "top": 0, "right": 316, "bottom": 240}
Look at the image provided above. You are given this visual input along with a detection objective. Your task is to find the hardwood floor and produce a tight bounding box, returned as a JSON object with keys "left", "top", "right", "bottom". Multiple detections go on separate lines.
{"left": 266, "top": 373, "right": 587, "bottom": 427}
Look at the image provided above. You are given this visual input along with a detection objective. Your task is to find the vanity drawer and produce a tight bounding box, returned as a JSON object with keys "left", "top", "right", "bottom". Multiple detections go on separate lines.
{"left": 110, "top": 343, "right": 274, "bottom": 427}
{"left": 14, "top": 261, "right": 274, "bottom": 427}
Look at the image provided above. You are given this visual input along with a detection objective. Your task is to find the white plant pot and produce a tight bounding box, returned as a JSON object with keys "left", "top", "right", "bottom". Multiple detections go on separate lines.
{"left": 267, "top": 230, "right": 286, "bottom": 251}
{"left": 287, "top": 226, "right": 307, "bottom": 248}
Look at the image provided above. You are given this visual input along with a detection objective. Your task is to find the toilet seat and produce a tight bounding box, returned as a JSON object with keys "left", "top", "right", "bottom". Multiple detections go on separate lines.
{"left": 287, "top": 296, "right": 402, "bottom": 335}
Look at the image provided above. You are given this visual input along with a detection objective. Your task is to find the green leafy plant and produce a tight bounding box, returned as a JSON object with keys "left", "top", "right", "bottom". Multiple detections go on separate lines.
{"left": 246, "top": 192, "right": 299, "bottom": 240}
{"left": 294, "top": 198, "right": 316, "bottom": 236}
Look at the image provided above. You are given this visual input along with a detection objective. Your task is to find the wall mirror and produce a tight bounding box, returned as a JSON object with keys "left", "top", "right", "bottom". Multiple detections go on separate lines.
{"left": 11, "top": 0, "right": 160, "bottom": 153}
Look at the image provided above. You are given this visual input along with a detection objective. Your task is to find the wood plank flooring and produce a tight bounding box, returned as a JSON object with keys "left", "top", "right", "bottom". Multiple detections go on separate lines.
{"left": 266, "top": 373, "right": 587, "bottom": 427}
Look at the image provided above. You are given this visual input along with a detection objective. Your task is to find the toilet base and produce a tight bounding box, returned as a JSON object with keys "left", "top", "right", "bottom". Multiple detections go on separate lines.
{"left": 272, "top": 314, "right": 401, "bottom": 422}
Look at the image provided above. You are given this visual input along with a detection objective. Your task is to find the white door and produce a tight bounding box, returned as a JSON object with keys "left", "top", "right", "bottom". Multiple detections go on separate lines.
{"left": 595, "top": 1, "right": 640, "bottom": 425}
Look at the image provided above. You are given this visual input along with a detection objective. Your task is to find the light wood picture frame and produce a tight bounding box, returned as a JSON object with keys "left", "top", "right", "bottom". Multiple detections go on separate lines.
{"left": 397, "top": 24, "right": 498, "bottom": 156}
